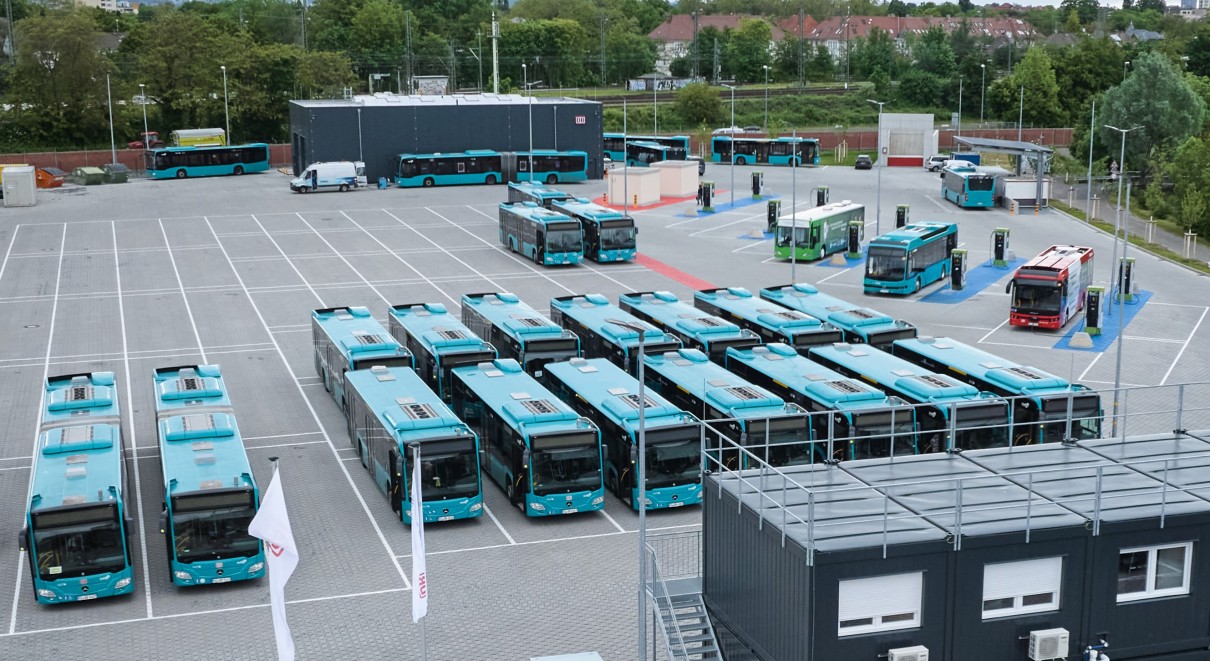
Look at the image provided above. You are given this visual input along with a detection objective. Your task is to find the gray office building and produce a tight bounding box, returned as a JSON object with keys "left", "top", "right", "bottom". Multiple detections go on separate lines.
{"left": 288, "top": 93, "right": 604, "bottom": 183}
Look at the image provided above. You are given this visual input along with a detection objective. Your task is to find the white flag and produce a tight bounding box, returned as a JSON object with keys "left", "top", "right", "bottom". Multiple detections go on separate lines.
{"left": 249, "top": 468, "right": 299, "bottom": 661}
{"left": 411, "top": 453, "right": 428, "bottom": 623}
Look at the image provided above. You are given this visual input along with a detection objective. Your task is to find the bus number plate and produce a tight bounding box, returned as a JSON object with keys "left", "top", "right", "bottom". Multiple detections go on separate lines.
{"left": 438, "top": 516, "right": 454, "bottom": 522}
{"left": 77, "top": 594, "right": 98, "bottom": 601}
{"left": 561, "top": 508, "right": 578, "bottom": 514}
{"left": 668, "top": 502, "right": 684, "bottom": 508}
{"left": 212, "top": 577, "right": 232, "bottom": 584}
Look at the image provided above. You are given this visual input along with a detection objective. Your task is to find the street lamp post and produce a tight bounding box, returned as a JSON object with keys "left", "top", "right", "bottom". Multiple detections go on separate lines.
{"left": 606, "top": 318, "right": 649, "bottom": 661}
{"left": 979, "top": 63, "right": 986, "bottom": 125}
{"left": 722, "top": 84, "right": 736, "bottom": 206}
{"left": 106, "top": 74, "right": 117, "bottom": 165}
{"left": 763, "top": 65, "right": 770, "bottom": 130}
{"left": 1103, "top": 123, "right": 1142, "bottom": 435}
{"left": 139, "top": 83, "right": 150, "bottom": 150}
{"left": 957, "top": 75, "right": 963, "bottom": 136}
{"left": 522, "top": 63, "right": 533, "bottom": 181}
{"left": 221, "top": 65, "right": 230, "bottom": 144}
{"left": 791, "top": 127, "right": 798, "bottom": 281}
{"left": 653, "top": 77, "right": 658, "bottom": 134}
{"left": 1123, "top": 60, "right": 1130, "bottom": 81}
{"left": 867, "top": 98, "right": 886, "bottom": 237}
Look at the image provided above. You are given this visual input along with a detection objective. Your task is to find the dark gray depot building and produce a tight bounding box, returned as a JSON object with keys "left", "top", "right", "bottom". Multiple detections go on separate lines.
{"left": 288, "top": 93, "right": 604, "bottom": 183}
{"left": 705, "top": 432, "right": 1210, "bottom": 661}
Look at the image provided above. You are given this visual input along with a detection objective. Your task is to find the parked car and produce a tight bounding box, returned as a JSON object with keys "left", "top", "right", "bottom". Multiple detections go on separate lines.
{"left": 712, "top": 126, "right": 744, "bottom": 135}
{"left": 742, "top": 125, "right": 761, "bottom": 133}
{"left": 925, "top": 155, "right": 949, "bottom": 171}
{"left": 854, "top": 154, "right": 873, "bottom": 170}
{"left": 687, "top": 155, "right": 706, "bottom": 175}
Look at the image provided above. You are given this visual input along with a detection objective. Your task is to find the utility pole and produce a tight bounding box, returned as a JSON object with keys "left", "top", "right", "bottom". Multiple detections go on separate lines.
{"left": 491, "top": 13, "right": 500, "bottom": 94}
{"left": 798, "top": 9, "right": 805, "bottom": 86}
{"left": 405, "top": 12, "right": 413, "bottom": 94}
{"left": 599, "top": 15, "right": 607, "bottom": 86}
{"left": 713, "top": 38, "right": 720, "bottom": 84}
{"left": 691, "top": 12, "right": 699, "bottom": 79}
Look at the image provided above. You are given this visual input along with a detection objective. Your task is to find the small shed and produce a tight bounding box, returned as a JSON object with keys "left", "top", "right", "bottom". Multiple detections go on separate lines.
{"left": 2, "top": 165, "right": 37, "bottom": 206}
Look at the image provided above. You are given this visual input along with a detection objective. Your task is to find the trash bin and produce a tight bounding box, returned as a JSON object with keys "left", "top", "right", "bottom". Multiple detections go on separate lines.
{"left": 378, "top": 177, "right": 388, "bottom": 190}
{"left": 70, "top": 167, "right": 105, "bottom": 186}
{"left": 102, "top": 163, "right": 130, "bottom": 184}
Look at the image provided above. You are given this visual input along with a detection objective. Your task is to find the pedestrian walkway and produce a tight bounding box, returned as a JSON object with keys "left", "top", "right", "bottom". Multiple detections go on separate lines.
{"left": 1063, "top": 179, "right": 1207, "bottom": 270}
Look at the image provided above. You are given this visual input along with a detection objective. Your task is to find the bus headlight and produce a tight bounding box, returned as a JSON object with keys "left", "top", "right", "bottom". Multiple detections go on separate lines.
{"left": 592, "top": 496, "right": 605, "bottom": 506}
{"left": 529, "top": 502, "right": 546, "bottom": 511}
{"left": 114, "top": 577, "right": 132, "bottom": 589}
{"left": 248, "top": 562, "right": 264, "bottom": 574}
{"left": 469, "top": 503, "right": 482, "bottom": 512}
{"left": 37, "top": 589, "right": 56, "bottom": 599}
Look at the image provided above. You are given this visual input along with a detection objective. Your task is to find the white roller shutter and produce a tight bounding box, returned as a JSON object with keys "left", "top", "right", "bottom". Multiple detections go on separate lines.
{"left": 983, "top": 556, "right": 1062, "bottom": 602}
{"left": 838, "top": 572, "right": 922, "bottom": 635}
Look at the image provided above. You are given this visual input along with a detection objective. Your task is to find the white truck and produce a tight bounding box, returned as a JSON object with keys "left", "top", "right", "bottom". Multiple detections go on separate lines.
{"left": 290, "top": 161, "right": 361, "bottom": 193}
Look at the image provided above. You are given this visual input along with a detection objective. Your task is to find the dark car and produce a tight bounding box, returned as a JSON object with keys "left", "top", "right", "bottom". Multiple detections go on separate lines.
{"left": 742, "top": 125, "right": 762, "bottom": 133}
{"left": 687, "top": 155, "right": 706, "bottom": 175}
{"left": 854, "top": 154, "right": 873, "bottom": 170}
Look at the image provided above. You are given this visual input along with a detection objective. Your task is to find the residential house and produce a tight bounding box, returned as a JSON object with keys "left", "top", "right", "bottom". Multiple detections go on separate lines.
{"left": 647, "top": 14, "right": 786, "bottom": 75}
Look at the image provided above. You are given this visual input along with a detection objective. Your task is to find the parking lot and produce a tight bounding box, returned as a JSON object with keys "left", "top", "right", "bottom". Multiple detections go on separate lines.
{"left": 0, "top": 158, "right": 1207, "bottom": 659}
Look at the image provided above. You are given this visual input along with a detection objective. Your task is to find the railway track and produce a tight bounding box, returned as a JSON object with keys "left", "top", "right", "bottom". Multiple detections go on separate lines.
{"left": 592, "top": 86, "right": 852, "bottom": 107}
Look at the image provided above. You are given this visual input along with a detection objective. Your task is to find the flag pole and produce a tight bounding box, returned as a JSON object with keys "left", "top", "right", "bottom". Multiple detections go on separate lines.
{"left": 411, "top": 442, "right": 428, "bottom": 661}
{"left": 248, "top": 455, "right": 299, "bottom": 661}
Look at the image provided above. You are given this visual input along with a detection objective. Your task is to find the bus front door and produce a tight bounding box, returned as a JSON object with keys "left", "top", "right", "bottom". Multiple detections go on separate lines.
{"left": 389, "top": 448, "right": 403, "bottom": 513}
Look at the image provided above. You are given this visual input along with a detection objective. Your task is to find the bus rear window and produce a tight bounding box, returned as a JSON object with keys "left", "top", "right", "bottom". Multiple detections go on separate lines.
{"left": 532, "top": 431, "right": 596, "bottom": 450}
{"left": 173, "top": 489, "right": 254, "bottom": 513}
{"left": 969, "top": 176, "right": 995, "bottom": 191}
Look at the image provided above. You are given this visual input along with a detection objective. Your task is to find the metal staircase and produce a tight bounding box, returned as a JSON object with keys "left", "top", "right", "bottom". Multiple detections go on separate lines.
{"left": 647, "top": 531, "right": 720, "bottom": 660}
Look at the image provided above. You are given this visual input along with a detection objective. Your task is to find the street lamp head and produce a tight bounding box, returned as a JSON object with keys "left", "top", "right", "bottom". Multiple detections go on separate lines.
{"left": 221, "top": 65, "right": 226, "bottom": 71}
{"left": 980, "top": 63, "right": 985, "bottom": 69}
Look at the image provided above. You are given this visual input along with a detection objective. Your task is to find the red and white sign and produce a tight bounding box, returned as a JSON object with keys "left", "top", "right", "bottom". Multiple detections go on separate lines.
{"left": 575, "top": 116, "right": 586, "bottom": 125}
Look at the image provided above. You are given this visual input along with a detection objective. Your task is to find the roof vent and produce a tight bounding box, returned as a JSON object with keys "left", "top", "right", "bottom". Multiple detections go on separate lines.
{"left": 513, "top": 316, "right": 552, "bottom": 328}
{"left": 918, "top": 374, "right": 953, "bottom": 388}
{"left": 616, "top": 393, "right": 658, "bottom": 410}
{"left": 519, "top": 399, "right": 560, "bottom": 414}
{"left": 827, "top": 380, "right": 866, "bottom": 394}
{"left": 399, "top": 402, "right": 439, "bottom": 420}
{"left": 352, "top": 330, "right": 389, "bottom": 346}
{"left": 435, "top": 328, "right": 468, "bottom": 340}
{"left": 724, "top": 386, "right": 766, "bottom": 401}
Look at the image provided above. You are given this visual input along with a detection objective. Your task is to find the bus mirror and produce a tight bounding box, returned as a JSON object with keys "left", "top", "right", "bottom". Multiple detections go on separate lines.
{"left": 601, "top": 443, "right": 609, "bottom": 458}
{"left": 19, "top": 527, "right": 27, "bottom": 552}
{"left": 159, "top": 512, "right": 167, "bottom": 535}
{"left": 1005, "top": 280, "right": 1014, "bottom": 294}
{"left": 630, "top": 445, "right": 638, "bottom": 464}
{"left": 522, "top": 449, "right": 531, "bottom": 468}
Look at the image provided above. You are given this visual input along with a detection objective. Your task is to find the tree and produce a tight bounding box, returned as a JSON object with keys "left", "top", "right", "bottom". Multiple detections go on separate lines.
{"left": 725, "top": 19, "right": 772, "bottom": 84}
{"left": 673, "top": 82, "right": 723, "bottom": 126}
{"left": 350, "top": 0, "right": 408, "bottom": 71}
{"left": 805, "top": 44, "right": 835, "bottom": 84}
{"left": 297, "top": 51, "right": 359, "bottom": 98}
{"left": 604, "top": 31, "right": 656, "bottom": 84}
{"left": 1098, "top": 51, "right": 1206, "bottom": 176}
{"left": 898, "top": 69, "right": 946, "bottom": 108}
{"left": 1166, "top": 136, "right": 1210, "bottom": 234}
{"left": 1059, "top": 0, "right": 1099, "bottom": 25}
{"left": 1187, "top": 29, "right": 1210, "bottom": 78}
{"left": 987, "top": 46, "right": 1063, "bottom": 126}
{"left": 499, "top": 19, "right": 590, "bottom": 89}
{"left": 850, "top": 28, "right": 897, "bottom": 80}
{"left": 136, "top": 8, "right": 240, "bottom": 131}
{"left": 912, "top": 26, "right": 957, "bottom": 78}
{"left": 869, "top": 66, "right": 891, "bottom": 99}
{"left": 1050, "top": 37, "right": 1123, "bottom": 123}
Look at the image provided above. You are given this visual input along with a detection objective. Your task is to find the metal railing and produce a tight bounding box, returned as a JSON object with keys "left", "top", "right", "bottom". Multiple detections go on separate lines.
{"left": 646, "top": 543, "right": 691, "bottom": 660}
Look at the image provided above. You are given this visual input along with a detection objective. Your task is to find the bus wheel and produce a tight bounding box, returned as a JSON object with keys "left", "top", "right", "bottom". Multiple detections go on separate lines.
{"left": 914, "top": 278, "right": 922, "bottom": 293}
{"left": 175, "top": 169, "right": 187, "bottom": 179}
{"left": 339, "top": 184, "right": 349, "bottom": 192}
{"left": 735, "top": 156, "right": 746, "bottom": 166}
{"left": 485, "top": 174, "right": 497, "bottom": 185}
{"left": 506, "top": 482, "right": 516, "bottom": 505}
{"left": 233, "top": 165, "right": 244, "bottom": 176}
{"left": 423, "top": 177, "right": 435, "bottom": 187}
{"left": 546, "top": 174, "right": 557, "bottom": 185}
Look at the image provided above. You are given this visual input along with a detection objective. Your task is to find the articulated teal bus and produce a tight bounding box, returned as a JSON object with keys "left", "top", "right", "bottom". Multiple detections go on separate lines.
{"left": 726, "top": 344, "right": 917, "bottom": 461}
{"left": 311, "top": 306, "right": 415, "bottom": 414}
{"left": 603, "top": 133, "right": 691, "bottom": 162}
{"left": 387, "top": 302, "right": 497, "bottom": 403}
{"left": 20, "top": 372, "right": 135, "bottom": 604}
{"left": 551, "top": 198, "right": 636, "bottom": 263}
{"left": 154, "top": 364, "right": 265, "bottom": 586}
{"left": 498, "top": 201, "right": 585, "bottom": 266}
{"left": 804, "top": 342, "right": 1011, "bottom": 452}
{"left": 145, "top": 143, "right": 271, "bottom": 179}
{"left": 549, "top": 294, "right": 681, "bottom": 376}
{"left": 395, "top": 150, "right": 589, "bottom": 187}
{"left": 345, "top": 365, "right": 483, "bottom": 523}
{"left": 710, "top": 136, "right": 819, "bottom": 166}
{"left": 544, "top": 358, "right": 702, "bottom": 510}
{"left": 619, "top": 290, "right": 760, "bottom": 365}
{"left": 451, "top": 359, "right": 604, "bottom": 516}
{"left": 863, "top": 222, "right": 958, "bottom": 295}
{"left": 694, "top": 286, "right": 841, "bottom": 352}
{"left": 759, "top": 282, "right": 917, "bottom": 350}
{"left": 461, "top": 292, "right": 580, "bottom": 377}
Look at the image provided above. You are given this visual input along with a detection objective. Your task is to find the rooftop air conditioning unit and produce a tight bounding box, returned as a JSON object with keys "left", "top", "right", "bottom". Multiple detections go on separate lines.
{"left": 1028, "top": 628, "right": 1070, "bottom": 660}
{"left": 888, "top": 645, "right": 929, "bottom": 661}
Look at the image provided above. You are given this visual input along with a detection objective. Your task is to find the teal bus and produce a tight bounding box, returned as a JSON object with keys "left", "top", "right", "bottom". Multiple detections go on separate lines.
{"left": 625, "top": 141, "right": 686, "bottom": 167}
{"left": 710, "top": 136, "right": 819, "bottom": 166}
{"left": 694, "top": 286, "right": 841, "bottom": 352}
{"left": 345, "top": 365, "right": 483, "bottom": 523}
{"left": 863, "top": 222, "right": 958, "bottom": 295}
{"left": 507, "top": 181, "right": 575, "bottom": 209}
{"left": 544, "top": 358, "right": 702, "bottom": 510}
{"left": 892, "top": 336, "right": 1102, "bottom": 444}
{"left": 20, "top": 372, "right": 135, "bottom": 604}
{"left": 311, "top": 306, "right": 415, "bottom": 414}
{"left": 941, "top": 166, "right": 996, "bottom": 208}
{"left": 549, "top": 294, "right": 681, "bottom": 376}
{"left": 603, "top": 133, "right": 691, "bottom": 162}
{"left": 773, "top": 200, "right": 864, "bottom": 262}
{"left": 451, "top": 359, "right": 604, "bottom": 516}
{"left": 725, "top": 344, "right": 917, "bottom": 460}
{"left": 759, "top": 282, "right": 917, "bottom": 350}
{"left": 145, "top": 143, "right": 271, "bottom": 179}
{"left": 550, "top": 198, "right": 636, "bottom": 263}
{"left": 618, "top": 290, "right": 760, "bottom": 365}
{"left": 642, "top": 348, "right": 811, "bottom": 469}
{"left": 498, "top": 201, "right": 585, "bottom": 266}
{"left": 153, "top": 364, "right": 265, "bottom": 586}
{"left": 387, "top": 302, "right": 497, "bottom": 403}
{"left": 516, "top": 149, "right": 590, "bottom": 184}
{"left": 395, "top": 150, "right": 589, "bottom": 187}
{"left": 461, "top": 292, "right": 580, "bottom": 377}
{"left": 804, "top": 342, "right": 1011, "bottom": 452}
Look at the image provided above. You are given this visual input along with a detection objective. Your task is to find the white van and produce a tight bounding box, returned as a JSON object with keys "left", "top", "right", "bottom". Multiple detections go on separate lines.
{"left": 290, "top": 161, "right": 359, "bottom": 193}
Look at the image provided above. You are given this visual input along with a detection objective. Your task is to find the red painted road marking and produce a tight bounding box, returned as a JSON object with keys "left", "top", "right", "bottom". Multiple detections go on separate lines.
{"left": 635, "top": 254, "right": 717, "bottom": 290}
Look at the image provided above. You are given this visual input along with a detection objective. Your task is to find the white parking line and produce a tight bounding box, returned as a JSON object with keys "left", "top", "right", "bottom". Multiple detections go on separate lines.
{"left": 731, "top": 239, "right": 769, "bottom": 253}
{"left": 454, "top": 207, "right": 575, "bottom": 295}
{"left": 246, "top": 439, "right": 331, "bottom": 451}
{"left": 817, "top": 268, "right": 851, "bottom": 284}
{"left": 395, "top": 522, "right": 701, "bottom": 559}
{"left": 158, "top": 219, "right": 207, "bottom": 363}
{"left": 243, "top": 431, "right": 325, "bottom": 442}
{"left": 978, "top": 319, "right": 1010, "bottom": 343}
{"left": 1161, "top": 306, "right": 1209, "bottom": 386}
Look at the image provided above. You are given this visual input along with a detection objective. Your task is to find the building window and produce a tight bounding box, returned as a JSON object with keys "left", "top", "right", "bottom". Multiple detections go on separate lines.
{"left": 1118, "top": 542, "right": 1192, "bottom": 603}
{"left": 838, "top": 572, "right": 922, "bottom": 636}
{"left": 982, "top": 557, "right": 1062, "bottom": 619}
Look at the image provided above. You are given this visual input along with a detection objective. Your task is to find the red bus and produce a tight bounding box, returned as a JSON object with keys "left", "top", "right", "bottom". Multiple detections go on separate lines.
{"left": 1006, "top": 245, "right": 1094, "bottom": 329}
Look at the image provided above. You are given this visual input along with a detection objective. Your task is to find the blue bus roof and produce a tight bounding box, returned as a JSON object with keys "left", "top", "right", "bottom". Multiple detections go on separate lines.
{"left": 643, "top": 348, "right": 803, "bottom": 421}
{"left": 725, "top": 344, "right": 896, "bottom": 413}
{"left": 463, "top": 292, "right": 574, "bottom": 344}
{"left": 870, "top": 222, "right": 956, "bottom": 247}
{"left": 154, "top": 365, "right": 255, "bottom": 500}
{"left": 551, "top": 199, "right": 631, "bottom": 224}
{"left": 398, "top": 150, "right": 500, "bottom": 159}
{"left": 523, "top": 149, "right": 588, "bottom": 157}
{"left": 388, "top": 302, "right": 494, "bottom": 358}
{"left": 619, "top": 291, "right": 753, "bottom": 341}
{"left": 312, "top": 306, "right": 412, "bottom": 367}
{"left": 345, "top": 366, "right": 475, "bottom": 443}
{"left": 508, "top": 180, "right": 573, "bottom": 202}
{"left": 154, "top": 142, "right": 269, "bottom": 153}
{"left": 545, "top": 358, "right": 697, "bottom": 434}
{"left": 498, "top": 202, "right": 579, "bottom": 228}
{"left": 550, "top": 294, "right": 678, "bottom": 350}
{"left": 806, "top": 343, "right": 985, "bottom": 404}
{"left": 894, "top": 337, "right": 1075, "bottom": 395}
{"left": 31, "top": 372, "right": 123, "bottom": 512}
{"left": 450, "top": 359, "right": 591, "bottom": 438}
{"left": 695, "top": 287, "right": 832, "bottom": 336}
{"left": 759, "top": 283, "right": 914, "bottom": 337}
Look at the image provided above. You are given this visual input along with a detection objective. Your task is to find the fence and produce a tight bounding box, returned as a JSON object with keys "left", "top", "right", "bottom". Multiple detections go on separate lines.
{"left": 0, "top": 144, "right": 293, "bottom": 174}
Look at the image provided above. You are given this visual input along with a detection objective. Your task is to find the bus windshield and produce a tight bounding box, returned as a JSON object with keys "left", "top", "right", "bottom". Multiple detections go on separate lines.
{"left": 32, "top": 504, "right": 125, "bottom": 579}
{"left": 747, "top": 416, "right": 812, "bottom": 466}
{"left": 599, "top": 224, "right": 636, "bottom": 250}
{"left": 1013, "top": 283, "right": 1063, "bottom": 314}
{"left": 531, "top": 432, "right": 600, "bottom": 495}
{"left": 171, "top": 490, "right": 260, "bottom": 563}
{"left": 775, "top": 226, "right": 808, "bottom": 248}
{"left": 411, "top": 439, "right": 480, "bottom": 500}
{"left": 352, "top": 356, "right": 413, "bottom": 372}
{"left": 866, "top": 247, "right": 907, "bottom": 282}
{"left": 852, "top": 410, "right": 917, "bottom": 458}
{"left": 952, "top": 403, "right": 1011, "bottom": 451}
{"left": 1040, "top": 396, "right": 1101, "bottom": 441}
{"left": 545, "top": 223, "right": 582, "bottom": 253}
{"left": 645, "top": 426, "right": 701, "bottom": 488}
{"left": 969, "top": 176, "right": 995, "bottom": 191}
